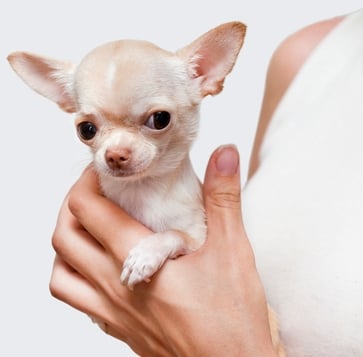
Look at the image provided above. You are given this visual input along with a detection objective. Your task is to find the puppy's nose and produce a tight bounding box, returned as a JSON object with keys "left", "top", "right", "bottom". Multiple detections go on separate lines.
{"left": 105, "top": 148, "right": 131, "bottom": 170}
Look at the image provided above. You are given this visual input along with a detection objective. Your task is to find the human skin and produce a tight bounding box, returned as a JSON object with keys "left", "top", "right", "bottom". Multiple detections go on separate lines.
{"left": 50, "top": 145, "right": 277, "bottom": 356}
{"left": 248, "top": 15, "right": 343, "bottom": 178}
{"left": 49, "top": 15, "right": 343, "bottom": 357}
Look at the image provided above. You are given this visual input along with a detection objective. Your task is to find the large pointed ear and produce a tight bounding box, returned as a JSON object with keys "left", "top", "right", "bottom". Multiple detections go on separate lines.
{"left": 7, "top": 51, "right": 77, "bottom": 113}
{"left": 177, "top": 22, "right": 246, "bottom": 97}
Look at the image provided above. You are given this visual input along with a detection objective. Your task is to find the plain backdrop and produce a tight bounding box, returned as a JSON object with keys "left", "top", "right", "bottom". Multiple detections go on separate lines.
{"left": 1, "top": 1, "right": 362, "bottom": 356}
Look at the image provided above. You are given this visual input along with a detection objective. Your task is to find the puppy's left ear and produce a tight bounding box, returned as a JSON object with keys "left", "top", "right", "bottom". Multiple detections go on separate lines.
{"left": 177, "top": 22, "right": 246, "bottom": 97}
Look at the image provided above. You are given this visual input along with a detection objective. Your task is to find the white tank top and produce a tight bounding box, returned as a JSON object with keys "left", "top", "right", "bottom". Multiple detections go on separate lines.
{"left": 243, "top": 9, "right": 363, "bottom": 356}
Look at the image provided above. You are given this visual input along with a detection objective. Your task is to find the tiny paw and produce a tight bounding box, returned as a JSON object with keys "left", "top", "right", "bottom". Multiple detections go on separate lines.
{"left": 120, "top": 239, "right": 168, "bottom": 289}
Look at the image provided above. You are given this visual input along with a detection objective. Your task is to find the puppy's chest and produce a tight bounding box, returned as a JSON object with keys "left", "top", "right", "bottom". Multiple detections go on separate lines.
{"left": 102, "top": 179, "right": 206, "bottom": 240}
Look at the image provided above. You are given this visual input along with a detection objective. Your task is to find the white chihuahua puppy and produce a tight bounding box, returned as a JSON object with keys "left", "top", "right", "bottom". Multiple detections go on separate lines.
{"left": 8, "top": 22, "right": 246, "bottom": 289}
{"left": 8, "top": 22, "right": 285, "bottom": 355}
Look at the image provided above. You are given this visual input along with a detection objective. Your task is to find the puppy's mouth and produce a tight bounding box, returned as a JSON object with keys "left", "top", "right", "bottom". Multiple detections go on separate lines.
{"left": 105, "top": 168, "right": 147, "bottom": 178}
{"left": 101, "top": 161, "right": 151, "bottom": 179}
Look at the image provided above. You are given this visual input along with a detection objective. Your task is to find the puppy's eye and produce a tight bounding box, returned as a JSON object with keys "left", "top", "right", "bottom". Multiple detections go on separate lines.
{"left": 77, "top": 121, "right": 97, "bottom": 140}
{"left": 145, "top": 111, "right": 171, "bottom": 130}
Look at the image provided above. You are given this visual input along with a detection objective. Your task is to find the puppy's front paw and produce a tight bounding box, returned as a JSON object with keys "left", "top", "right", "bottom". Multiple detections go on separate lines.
{"left": 120, "top": 237, "right": 169, "bottom": 289}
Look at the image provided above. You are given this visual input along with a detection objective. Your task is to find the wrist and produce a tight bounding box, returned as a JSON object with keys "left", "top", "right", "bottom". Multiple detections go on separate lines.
{"left": 160, "top": 306, "right": 277, "bottom": 357}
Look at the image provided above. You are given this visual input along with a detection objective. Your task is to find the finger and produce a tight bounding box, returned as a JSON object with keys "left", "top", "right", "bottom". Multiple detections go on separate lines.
{"left": 202, "top": 145, "right": 248, "bottom": 249}
{"left": 52, "top": 194, "right": 116, "bottom": 287}
{"left": 50, "top": 257, "right": 134, "bottom": 343}
{"left": 203, "top": 144, "right": 242, "bottom": 221}
{"left": 67, "top": 166, "right": 151, "bottom": 262}
{"left": 50, "top": 256, "right": 111, "bottom": 319}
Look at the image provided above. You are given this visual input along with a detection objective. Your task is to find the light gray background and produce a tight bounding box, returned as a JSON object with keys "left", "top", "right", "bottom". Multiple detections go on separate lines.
{"left": 1, "top": 1, "right": 361, "bottom": 356}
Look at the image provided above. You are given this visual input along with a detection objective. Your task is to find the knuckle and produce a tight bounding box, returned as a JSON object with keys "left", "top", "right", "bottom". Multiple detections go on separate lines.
{"left": 207, "top": 188, "right": 241, "bottom": 209}
{"left": 49, "top": 275, "right": 64, "bottom": 300}
{"left": 67, "top": 192, "right": 85, "bottom": 218}
{"left": 48, "top": 280, "right": 58, "bottom": 299}
{"left": 51, "top": 217, "right": 75, "bottom": 257}
{"left": 51, "top": 230, "right": 63, "bottom": 254}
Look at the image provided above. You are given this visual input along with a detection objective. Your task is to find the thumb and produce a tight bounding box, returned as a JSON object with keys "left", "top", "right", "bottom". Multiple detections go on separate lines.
{"left": 203, "top": 145, "right": 246, "bottom": 248}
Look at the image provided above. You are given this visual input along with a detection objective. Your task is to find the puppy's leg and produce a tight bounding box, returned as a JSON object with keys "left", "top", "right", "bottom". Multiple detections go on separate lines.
{"left": 121, "top": 231, "right": 196, "bottom": 289}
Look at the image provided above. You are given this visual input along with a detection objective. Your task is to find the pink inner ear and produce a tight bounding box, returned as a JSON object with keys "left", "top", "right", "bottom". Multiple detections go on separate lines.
{"left": 191, "top": 46, "right": 235, "bottom": 96}
{"left": 182, "top": 22, "right": 246, "bottom": 97}
{"left": 8, "top": 51, "right": 77, "bottom": 113}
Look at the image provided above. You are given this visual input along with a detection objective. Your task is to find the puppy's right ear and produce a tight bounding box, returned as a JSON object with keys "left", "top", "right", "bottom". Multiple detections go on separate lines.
{"left": 7, "top": 52, "right": 77, "bottom": 113}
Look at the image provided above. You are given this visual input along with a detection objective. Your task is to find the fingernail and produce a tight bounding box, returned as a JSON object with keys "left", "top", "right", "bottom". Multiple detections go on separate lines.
{"left": 215, "top": 145, "right": 239, "bottom": 176}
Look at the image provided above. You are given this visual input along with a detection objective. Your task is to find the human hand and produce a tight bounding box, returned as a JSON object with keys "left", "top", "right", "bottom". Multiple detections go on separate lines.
{"left": 50, "top": 145, "right": 276, "bottom": 356}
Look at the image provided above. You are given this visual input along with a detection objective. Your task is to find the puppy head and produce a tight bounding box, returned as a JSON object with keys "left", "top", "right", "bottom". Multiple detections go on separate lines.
{"left": 8, "top": 22, "right": 246, "bottom": 180}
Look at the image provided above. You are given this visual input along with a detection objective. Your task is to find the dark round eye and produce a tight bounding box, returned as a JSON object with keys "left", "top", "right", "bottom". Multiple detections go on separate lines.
{"left": 77, "top": 121, "right": 97, "bottom": 140}
{"left": 145, "top": 111, "right": 171, "bottom": 130}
